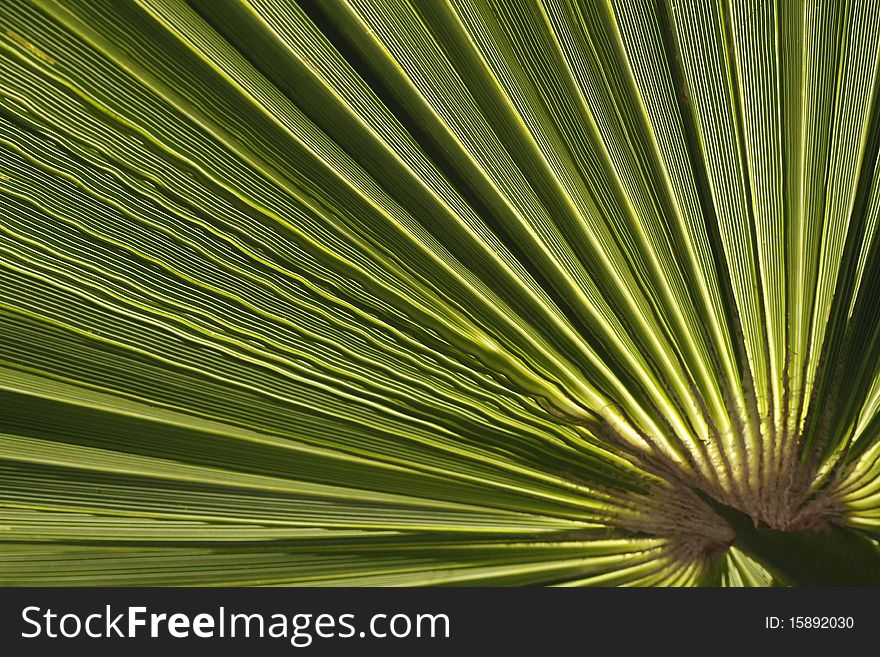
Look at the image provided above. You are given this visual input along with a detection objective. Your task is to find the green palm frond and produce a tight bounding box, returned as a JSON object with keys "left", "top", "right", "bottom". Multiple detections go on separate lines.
{"left": 1, "top": 0, "right": 879, "bottom": 586}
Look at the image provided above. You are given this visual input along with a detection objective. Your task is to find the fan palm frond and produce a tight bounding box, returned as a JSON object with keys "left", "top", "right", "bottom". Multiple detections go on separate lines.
{"left": 1, "top": 0, "right": 880, "bottom": 585}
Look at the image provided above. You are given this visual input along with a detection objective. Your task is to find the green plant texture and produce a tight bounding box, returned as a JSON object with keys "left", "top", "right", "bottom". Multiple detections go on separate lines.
{"left": 1, "top": 0, "right": 880, "bottom": 586}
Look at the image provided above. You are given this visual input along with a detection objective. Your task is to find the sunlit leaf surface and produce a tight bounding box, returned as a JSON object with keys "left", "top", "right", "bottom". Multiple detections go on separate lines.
{"left": 1, "top": 0, "right": 880, "bottom": 585}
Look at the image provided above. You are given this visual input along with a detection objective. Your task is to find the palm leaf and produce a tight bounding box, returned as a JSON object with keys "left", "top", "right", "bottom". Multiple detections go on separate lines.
{"left": 1, "top": 0, "right": 879, "bottom": 586}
